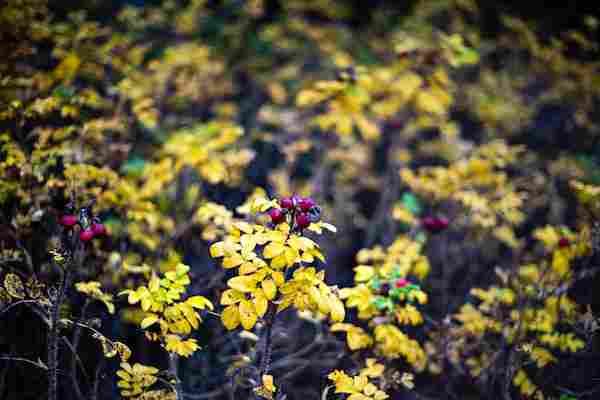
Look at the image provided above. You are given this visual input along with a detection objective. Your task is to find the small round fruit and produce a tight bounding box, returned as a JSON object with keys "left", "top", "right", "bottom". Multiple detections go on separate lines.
{"left": 79, "top": 228, "right": 95, "bottom": 242}
{"left": 422, "top": 216, "right": 437, "bottom": 230}
{"left": 435, "top": 217, "right": 449, "bottom": 230}
{"left": 558, "top": 237, "right": 570, "bottom": 248}
{"left": 59, "top": 215, "right": 78, "bottom": 227}
{"left": 279, "top": 197, "right": 294, "bottom": 209}
{"left": 395, "top": 278, "right": 409, "bottom": 288}
{"left": 298, "top": 197, "right": 316, "bottom": 212}
{"left": 296, "top": 212, "right": 311, "bottom": 229}
{"left": 380, "top": 283, "right": 391, "bottom": 293}
{"left": 91, "top": 223, "right": 106, "bottom": 236}
{"left": 269, "top": 208, "right": 285, "bottom": 224}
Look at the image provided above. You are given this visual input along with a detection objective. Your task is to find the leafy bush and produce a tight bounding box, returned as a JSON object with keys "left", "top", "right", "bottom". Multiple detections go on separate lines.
{"left": 1, "top": 1, "right": 599, "bottom": 399}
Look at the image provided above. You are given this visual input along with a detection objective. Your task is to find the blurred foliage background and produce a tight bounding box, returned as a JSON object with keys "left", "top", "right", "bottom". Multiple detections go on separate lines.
{"left": 1, "top": 0, "right": 600, "bottom": 399}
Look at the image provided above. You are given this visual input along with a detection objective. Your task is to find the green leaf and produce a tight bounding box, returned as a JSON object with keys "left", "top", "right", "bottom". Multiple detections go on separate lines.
{"left": 401, "top": 192, "right": 422, "bottom": 215}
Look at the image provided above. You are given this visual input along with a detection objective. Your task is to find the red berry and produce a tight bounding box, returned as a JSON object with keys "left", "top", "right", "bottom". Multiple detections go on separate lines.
{"left": 558, "top": 237, "right": 570, "bottom": 248}
{"left": 422, "top": 216, "right": 449, "bottom": 232}
{"left": 79, "top": 228, "right": 95, "bottom": 242}
{"left": 59, "top": 214, "right": 78, "bottom": 227}
{"left": 422, "top": 216, "right": 437, "bottom": 230}
{"left": 435, "top": 217, "right": 449, "bottom": 230}
{"left": 295, "top": 212, "right": 311, "bottom": 229}
{"left": 298, "top": 197, "right": 316, "bottom": 212}
{"left": 388, "top": 119, "right": 403, "bottom": 129}
{"left": 395, "top": 278, "right": 409, "bottom": 288}
{"left": 269, "top": 208, "right": 285, "bottom": 224}
{"left": 280, "top": 197, "right": 294, "bottom": 209}
{"left": 91, "top": 223, "right": 106, "bottom": 236}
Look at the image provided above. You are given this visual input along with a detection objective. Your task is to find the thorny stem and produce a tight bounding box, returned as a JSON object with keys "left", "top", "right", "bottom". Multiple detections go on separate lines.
{"left": 48, "top": 265, "right": 70, "bottom": 400}
{"left": 258, "top": 305, "right": 276, "bottom": 379}
{"left": 70, "top": 300, "right": 89, "bottom": 400}
{"left": 169, "top": 352, "right": 182, "bottom": 400}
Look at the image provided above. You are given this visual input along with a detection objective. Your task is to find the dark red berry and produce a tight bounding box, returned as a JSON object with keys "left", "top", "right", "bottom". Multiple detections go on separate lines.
{"left": 295, "top": 212, "right": 311, "bottom": 229}
{"left": 558, "top": 237, "right": 570, "bottom": 248}
{"left": 59, "top": 214, "right": 78, "bottom": 227}
{"left": 298, "top": 197, "right": 316, "bottom": 212}
{"left": 91, "top": 223, "right": 106, "bottom": 236}
{"left": 388, "top": 119, "right": 403, "bottom": 129}
{"left": 269, "top": 208, "right": 285, "bottom": 224}
{"left": 280, "top": 197, "right": 294, "bottom": 209}
{"left": 79, "top": 228, "right": 95, "bottom": 242}
{"left": 395, "top": 278, "right": 409, "bottom": 288}
{"left": 422, "top": 216, "right": 437, "bottom": 230}
{"left": 422, "top": 216, "right": 449, "bottom": 232}
{"left": 435, "top": 217, "right": 449, "bottom": 230}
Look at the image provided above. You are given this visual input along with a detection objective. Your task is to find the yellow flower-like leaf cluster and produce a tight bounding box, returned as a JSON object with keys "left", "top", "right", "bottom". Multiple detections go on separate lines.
{"left": 93, "top": 332, "right": 132, "bottom": 362}
{"left": 120, "top": 263, "right": 213, "bottom": 357}
{"left": 400, "top": 140, "right": 526, "bottom": 247}
{"left": 297, "top": 67, "right": 381, "bottom": 141}
{"left": 373, "top": 325, "right": 426, "bottom": 369}
{"left": 116, "top": 362, "right": 159, "bottom": 398}
{"left": 253, "top": 374, "right": 277, "bottom": 400}
{"left": 75, "top": 281, "right": 115, "bottom": 314}
{"left": 162, "top": 121, "right": 254, "bottom": 185}
{"left": 328, "top": 359, "right": 389, "bottom": 400}
{"left": 449, "top": 228, "right": 589, "bottom": 397}
{"left": 333, "top": 237, "right": 428, "bottom": 368}
{"left": 330, "top": 323, "right": 373, "bottom": 350}
{"left": 0, "top": 273, "right": 47, "bottom": 307}
{"left": 279, "top": 267, "right": 345, "bottom": 321}
{"left": 210, "top": 206, "right": 342, "bottom": 331}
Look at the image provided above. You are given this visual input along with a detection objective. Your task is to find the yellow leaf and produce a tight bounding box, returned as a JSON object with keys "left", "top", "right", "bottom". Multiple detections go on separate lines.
{"left": 210, "top": 242, "right": 225, "bottom": 257}
{"left": 186, "top": 296, "right": 214, "bottom": 310}
{"left": 148, "top": 274, "right": 160, "bottom": 292}
{"left": 263, "top": 242, "right": 286, "bottom": 259}
{"left": 140, "top": 315, "right": 160, "bottom": 329}
{"left": 354, "top": 266, "right": 375, "bottom": 282}
{"left": 239, "top": 300, "right": 258, "bottom": 330}
{"left": 221, "top": 289, "right": 245, "bottom": 305}
{"left": 261, "top": 279, "right": 277, "bottom": 300}
{"left": 223, "top": 254, "right": 244, "bottom": 269}
{"left": 228, "top": 276, "right": 257, "bottom": 292}
{"left": 221, "top": 305, "right": 240, "bottom": 330}
{"left": 4, "top": 273, "right": 25, "bottom": 299}
{"left": 253, "top": 293, "right": 268, "bottom": 318}
{"left": 240, "top": 235, "right": 256, "bottom": 255}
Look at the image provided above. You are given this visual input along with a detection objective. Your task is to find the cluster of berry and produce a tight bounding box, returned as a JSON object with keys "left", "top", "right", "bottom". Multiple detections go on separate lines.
{"left": 58, "top": 205, "right": 106, "bottom": 242}
{"left": 268, "top": 196, "right": 320, "bottom": 230}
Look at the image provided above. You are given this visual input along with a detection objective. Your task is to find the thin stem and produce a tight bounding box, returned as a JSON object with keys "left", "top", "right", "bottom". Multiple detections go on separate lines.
{"left": 258, "top": 305, "right": 276, "bottom": 379}
{"left": 0, "top": 356, "right": 48, "bottom": 371}
{"left": 70, "top": 300, "right": 89, "bottom": 400}
{"left": 90, "top": 358, "right": 104, "bottom": 400}
{"left": 48, "top": 263, "right": 72, "bottom": 400}
{"left": 169, "top": 353, "right": 182, "bottom": 400}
